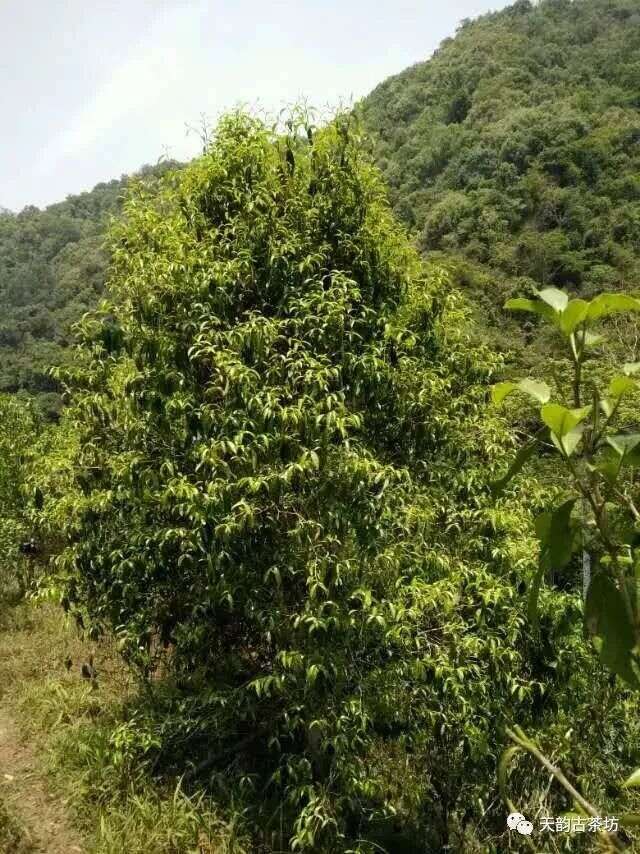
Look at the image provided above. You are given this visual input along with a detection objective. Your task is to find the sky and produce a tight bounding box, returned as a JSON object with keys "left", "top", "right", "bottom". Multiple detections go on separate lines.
{"left": 0, "top": 0, "right": 510, "bottom": 211}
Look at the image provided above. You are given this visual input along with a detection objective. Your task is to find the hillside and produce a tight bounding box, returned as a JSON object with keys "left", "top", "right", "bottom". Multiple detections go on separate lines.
{"left": 360, "top": 0, "right": 640, "bottom": 343}
{"left": 2, "top": 0, "right": 640, "bottom": 400}
{"left": 0, "top": 162, "right": 179, "bottom": 416}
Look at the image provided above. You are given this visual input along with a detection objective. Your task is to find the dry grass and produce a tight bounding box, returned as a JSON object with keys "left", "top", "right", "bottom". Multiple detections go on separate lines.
{"left": 0, "top": 601, "right": 250, "bottom": 854}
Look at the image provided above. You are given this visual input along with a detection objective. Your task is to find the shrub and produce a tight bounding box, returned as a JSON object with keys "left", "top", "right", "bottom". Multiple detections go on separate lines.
{"left": 0, "top": 394, "right": 40, "bottom": 602}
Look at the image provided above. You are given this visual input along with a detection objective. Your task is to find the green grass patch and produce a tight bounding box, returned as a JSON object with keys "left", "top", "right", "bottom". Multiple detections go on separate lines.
{"left": 0, "top": 602, "right": 250, "bottom": 854}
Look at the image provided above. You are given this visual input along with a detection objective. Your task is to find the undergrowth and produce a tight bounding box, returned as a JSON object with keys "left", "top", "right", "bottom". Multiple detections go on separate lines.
{"left": 0, "top": 797, "right": 29, "bottom": 853}
{"left": 0, "top": 602, "right": 250, "bottom": 854}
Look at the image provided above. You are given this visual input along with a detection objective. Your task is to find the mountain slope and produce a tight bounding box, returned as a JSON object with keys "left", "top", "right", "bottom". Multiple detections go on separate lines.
{"left": 0, "top": 163, "right": 179, "bottom": 415}
{"left": 2, "top": 0, "right": 640, "bottom": 410}
{"left": 359, "top": 0, "right": 640, "bottom": 337}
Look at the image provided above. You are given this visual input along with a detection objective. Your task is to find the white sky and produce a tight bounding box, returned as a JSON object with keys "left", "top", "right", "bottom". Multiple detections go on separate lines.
{"left": 0, "top": 0, "right": 509, "bottom": 211}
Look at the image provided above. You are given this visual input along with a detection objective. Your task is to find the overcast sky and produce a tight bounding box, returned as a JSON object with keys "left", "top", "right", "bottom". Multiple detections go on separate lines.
{"left": 1, "top": 0, "right": 509, "bottom": 211}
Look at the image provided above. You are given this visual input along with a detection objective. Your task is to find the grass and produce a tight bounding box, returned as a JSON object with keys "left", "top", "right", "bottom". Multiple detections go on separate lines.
{"left": 0, "top": 601, "right": 251, "bottom": 854}
{"left": 0, "top": 796, "right": 30, "bottom": 853}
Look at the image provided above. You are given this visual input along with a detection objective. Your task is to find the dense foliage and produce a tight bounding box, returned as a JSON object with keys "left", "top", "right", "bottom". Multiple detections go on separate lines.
{"left": 2, "top": 1, "right": 640, "bottom": 849}
{"left": 360, "top": 0, "right": 640, "bottom": 344}
{"left": 0, "top": 163, "right": 179, "bottom": 416}
{"left": 32, "top": 111, "right": 612, "bottom": 852}
{"left": 0, "top": 395, "right": 40, "bottom": 599}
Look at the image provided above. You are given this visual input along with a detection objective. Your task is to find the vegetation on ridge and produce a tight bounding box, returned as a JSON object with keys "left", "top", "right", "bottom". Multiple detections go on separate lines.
{"left": 360, "top": 0, "right": 640, "bottom": 350}
{"left": 3, "top": 0, "right": 640, "bottom": 408}
{"left": 0, "top": 162, "right": 179, "bottom": 416}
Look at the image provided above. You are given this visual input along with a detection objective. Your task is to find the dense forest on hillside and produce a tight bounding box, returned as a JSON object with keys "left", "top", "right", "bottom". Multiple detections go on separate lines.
{"left": 360, "top": 0, "right": 640, "bottom": 344}
{"left": 0, "top": 162, "right": 179, "bottom": 415}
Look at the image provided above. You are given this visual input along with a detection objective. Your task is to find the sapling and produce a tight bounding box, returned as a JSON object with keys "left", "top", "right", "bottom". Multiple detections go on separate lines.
{"left": 493, "top": 287, "right": 640, "bottom": 687}
{"left": 494, "top": 287, "right": 640, "bottom": 844}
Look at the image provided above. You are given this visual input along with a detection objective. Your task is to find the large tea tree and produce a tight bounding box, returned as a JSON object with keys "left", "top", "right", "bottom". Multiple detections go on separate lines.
{"left": 45, "top": 112, "right": 586, "bottom": 851}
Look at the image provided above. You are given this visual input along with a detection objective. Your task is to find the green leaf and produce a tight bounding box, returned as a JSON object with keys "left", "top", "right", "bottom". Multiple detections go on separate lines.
{"left": 504, "top": 297, "right": 555, "bottom": 321}
{"left": 491, "top": 382, "right": 517, "bottom": 406}
{"left": 606, "top": 435, "right": 640, "bottom": 457}
{"left": 609, "top": 374, "right": 637, "bottom": 399}
{"left": 554, "top": 426, "right": 584, "bottom": 457}
{"left": 541, "top": 403, "right": 591, "bottom": 438}
{"left": 586, "top": 293, "right": 640, "bottom": 321}
{"left": 623, "top": 362, "right": 640, "bottom": 376}
{"left": 491, "top": 432, "right": 545, "bottom": 497}
{"left": 518, "top": 379, "right": 552, "bottom": 404}
{"left": 536, "top": 287, "right": 569, "bottom": 312}
{"left": 529, "top": 499, "right": 577, "bottom": 629}
{"left": 533, "top": 510, "right": 551, "bottom": 543}
{"left": 622, "top": 769, "right": 640, "bottom": 789}
{"left": 491, "top": 379, "right": 551, "bottom": 406}
{"left": 559, "top": 299, "right": 588, "bottom": 334}
{"left": 542, "top": 404, "right": 590, "bottom": 455}
{"left": 585, "top": 572, "right": 640, "bottom": 689}
{"left": 540, "top": 498, "right": 577, "bottom": 571}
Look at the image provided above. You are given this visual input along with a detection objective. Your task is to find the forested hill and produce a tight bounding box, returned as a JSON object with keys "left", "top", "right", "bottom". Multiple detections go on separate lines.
{"left": 360, "top": 0, "right": 640, "bottom": 338}
{"left": 3, "top": 0, "right": 640, "bottom": 412}
{"left": 0, "top": 162, "right": 179, "bottom": 416}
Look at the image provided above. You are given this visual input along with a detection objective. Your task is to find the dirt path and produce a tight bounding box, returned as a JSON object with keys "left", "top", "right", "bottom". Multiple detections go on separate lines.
{"left": 0, "top": 708, "right": 84, "bottom": 853}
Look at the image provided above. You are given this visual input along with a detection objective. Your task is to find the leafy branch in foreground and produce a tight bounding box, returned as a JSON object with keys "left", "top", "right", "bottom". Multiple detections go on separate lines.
{"left": 494, "top": 286, "right": 640, "bottom": 835}
{"left": 493, "top": 286, "right": 640, "bottom": 688}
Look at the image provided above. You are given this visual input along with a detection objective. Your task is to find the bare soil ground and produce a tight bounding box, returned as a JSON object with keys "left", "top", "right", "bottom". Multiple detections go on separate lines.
{"left": 0, "top": 706, "right": 85, "bottom": 853}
